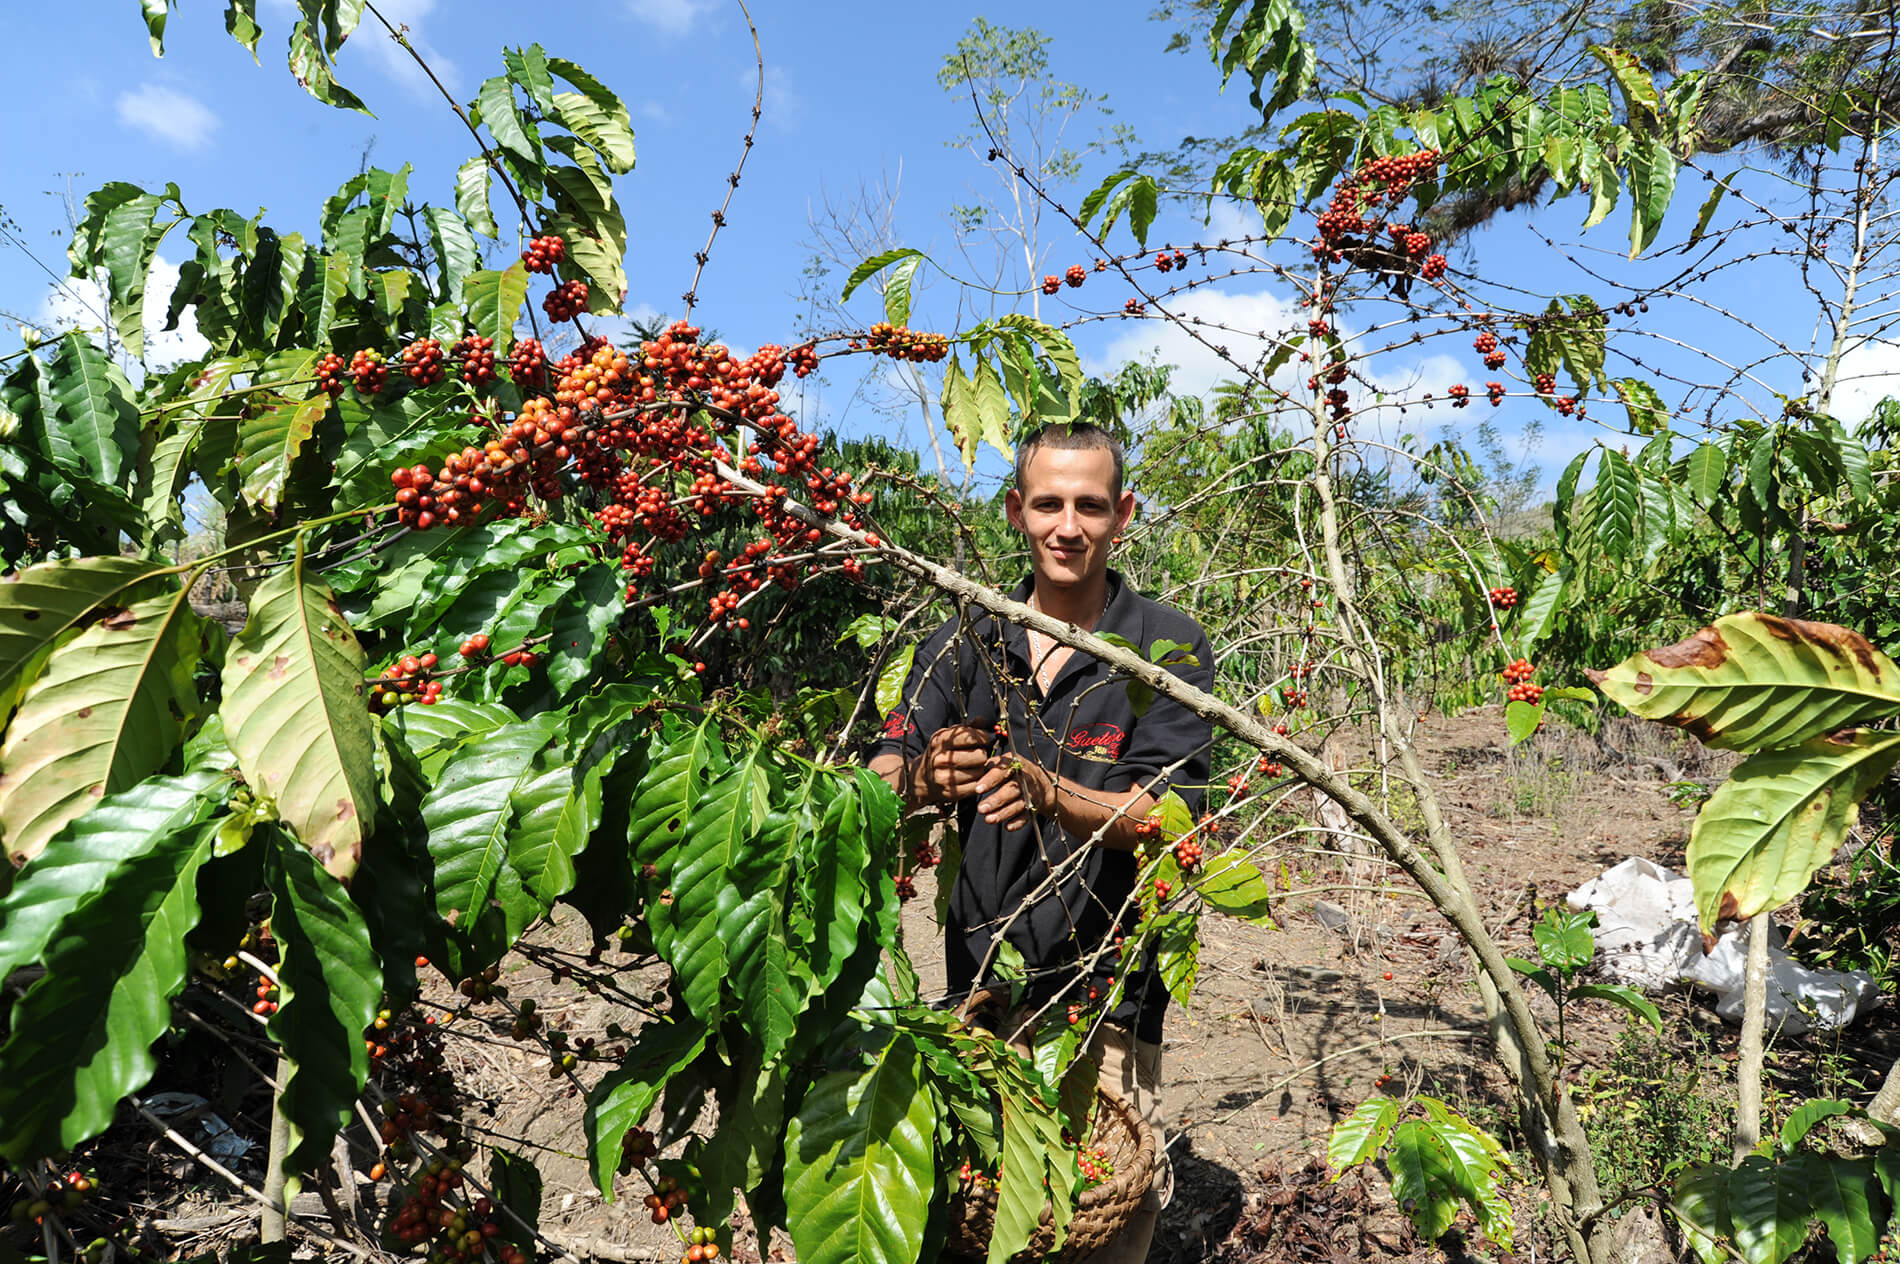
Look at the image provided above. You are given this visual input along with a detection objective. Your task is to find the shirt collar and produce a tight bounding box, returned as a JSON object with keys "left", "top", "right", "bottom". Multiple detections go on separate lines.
{"left": 1000, "top": 569, "right": 1141, "bottom": 688}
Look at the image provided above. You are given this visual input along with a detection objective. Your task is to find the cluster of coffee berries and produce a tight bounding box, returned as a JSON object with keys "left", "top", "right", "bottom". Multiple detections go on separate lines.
{"left": 1254, "top": 754, "right": 1283, "bottom": 778}
{"left": 1153, "top": 249, "right": 1189, "bottom": 272}
{"left": 1065, "top": 263, "right": 1087, "bottom": 286}
{"left": 316, "top": 351, "right": 350, "bottom": 397}
{"left": 680, "top": 1225, "right": 722, "bottom": 1263}
{"left": 352, "top": 348, "right": 389, "bottom": 395}
{"left": 1502, "top": 658, "right": 1535, "bottom": 684}
{"left": 1554, "top": 394, "right": 1580, "bottom": 417}
{"left": 1508, "top": 680, "right": 1544, "bottom": 704}
{"left": 543, "top": 279, "right": 589, "bottom": 322}
{"left": 1153, "top": 878, "right": 1173, "bottom": 900}
{"left": 1503, "top": 658, "right": 1542, "bottom": 703}
{"left": 1314, "top": 150, "right": 1441, "bottom": 257}
{"left": 403, "top": 338, "right": 447, "bottom": 386}
{"left": 458, "top": 632, "right": 491, "bottom": 658}
{"left": 509, "top": 338, "right": 547, "bottom": 389}
{"left": 385, "top": 1162, "right": 527, "bottom": 1264}
{"left": 1421, "top": 253, "right": 1448, "bottom": 280}
{"left": 1534, "top": 372, "right": 1557, "bottom": 395}
{"left": 1487, "top": 381, "right": 1506, "bottom": 405}
{"left": 520, "top": 234, "right": 567, "bottom": 274}
{"left": 252, "top": 971, "right": 281, "bottom": 1015}
{"left": 501, "top": 648, "right": 540, "bottom": 669}
{"left": 457, "top": 335, "right": 497, "bottom": 385}
{"left": 643, "top": 1176, "right": 688, "bottom": 1224}
{"left": 374, "top": 1022, "right": 470, "bottom": 1168}
{"left": 1173, "top": 838, "right": 1204, "bottom": 869}
{"left": 1473, "top": 331, "right": 1498, "bottom": 355}
{"left": 957, "top": 1161, "right": 995, "bottom": 1190}
{"left": 374, "top": 652, "right": 444, "bottom": 710}
{"left": 1227, "top": 772, "right": 1250, "bottom": 797}
{"left": 788, "top": 343, "right": 820, "bottom": 377}
{"left": 1282, "top": 686, "right": 1309, "bottom": 709}
{"left": 1041, "top": 274, "right": 1062, "bottom": 295}
{"left": 1448, "top": 383, "right": 1470, "bottom": 408}
{"left": 1488, "top": 586, "right": 1518, "bottom": 609}
{"left": 458, "top": 964, "right": 505, "bottom": 1003}
{"left": 8, "top": 1171, "right": 96, "bottom": 1225}
{"left": 1077, "top": 1144, "right": 1115, "bottom": 1188}
{"left": 894, "top": 875, "right": 918, "bottom": 902}
{"left": 861, "top": 322, "right": 949, "bottom": 363}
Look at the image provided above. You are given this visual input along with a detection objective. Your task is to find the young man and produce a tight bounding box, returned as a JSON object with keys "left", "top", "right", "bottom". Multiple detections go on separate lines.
{"left": 867, "top": 422, "right": 1215, "bottom": 1263}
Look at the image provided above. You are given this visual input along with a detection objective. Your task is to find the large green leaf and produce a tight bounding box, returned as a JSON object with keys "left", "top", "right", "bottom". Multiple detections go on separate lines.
{"left": 455, "top": 156, "right": 500, "bottom": 240}
{"left": 0, "top": 556, "right": 169, "bottom": 691}
{"left": 0, "top": 586, "right": 201, "bottom": 866}
{"left": 583, "top": 1019, "right": 705, "bottom": 1198}
{"left": 1727, "top": 1155, "right": 1816, "bottom": 1264}
{"left": 506, "top": 750, "right": 603, "bottom": 909}
{"left": 629, "top": 721, "right": 725, "bottom": 956}
{"left": 546, "top": 563, "right": 622, "bottom": 697}
{"left": 266, "top": 832, "right": 382, "bottom": 1174}
{"left": 238, "top": 349, "right": 326, "bottom": 510}
{"left": 782, "top": 1041, "right": 937, "bottom": 1264}
{"left": 1589, "top": 612, "right": 1900, "bottom": 752}
{"left": 1195, "top": 850, "right": 1275, "bottom": 923}
{"left": 462, "top": 262, "right": 530, "bottom": 354}
{"left": 1683, "top": 441, "right": 1729, "bottom": 506}
{"left": 548, "top": 56, "right": 638, "bottom": 174}
{"left": 219, "top": 537, "right": 378, "bottom": 880}
{"left": 667, "top": 749, "right": 768, "bottom": 1024}
{"left": 719, "top": 798, "right": 800, "bottom": 1059}
{"left": 421, "top": 712, "right": 563, "bottom": 946}
{"left": 1797, "top": 1153, "right": 1880, "bottom": 1264}
{"left": 840, "top": 248, "right": 925, "bottom": 305}
{"left": 1328, "top": 1097, "right": 1398, "bottom": 1169}
{"left": 0, "top": 817, "right": 213, "bottom": 1163}
{"left": 796, "top": 773, "right": 872, "bottom": 988}
{"left": 0, "top": 772, "right": 222, "bottom": 985}
{"left": 990, "top": 1076, "right": 1075, "bottom": 1262}
{"left": 475, "top": 74, "right": 543, "bottom": 168}
{"left": 1685, "top": 729, "right": 1900, "bottom": 926}
{"left": 1386, "top": 1120, "right": 1459, "bottom": 1240}
{"left": 42, "top": 332, "right": 140, "bottom": 489}
{"left": 425, "top": 208, "right": 485, "bottom": 307}
{"left": 1626, "top": 133, "right": 1676, "bottom": 257}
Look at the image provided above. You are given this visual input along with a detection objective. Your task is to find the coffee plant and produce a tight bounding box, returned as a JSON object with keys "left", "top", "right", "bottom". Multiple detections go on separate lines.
{"left": 5, "top": 0, "right": 1900, "bottom": 1261}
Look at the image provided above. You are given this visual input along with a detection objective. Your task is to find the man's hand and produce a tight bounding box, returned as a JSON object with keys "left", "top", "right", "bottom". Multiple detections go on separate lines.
{"left": 971, "top": 753, "right": 1056, "bottom": 832}
{"left": 874, "top": 723, "right": 995, "bottom": 809}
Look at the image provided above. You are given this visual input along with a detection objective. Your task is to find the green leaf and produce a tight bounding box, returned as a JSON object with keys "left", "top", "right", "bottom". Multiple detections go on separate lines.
{"left": 990, "top": 1081, "right": 1074, "bottom": 1261}
{"left": 720, "top": 797, "right": 801, "bottom": 1060}
{"left": 456, "top": 156, "right": 500, "bottom": 239}
{"left": 1689, "top": 174, "right": 1731, "bottom": 248}
{"left": 475, "top": 74, "right": 542, "bottom": 167}
{"left": 1594, "top": 448, "right": 1639, "bottom": 558}
{"left": 0, "top": 586, "right": 201, "bottom": 867}
{"left": 1196, "top": 851, "right": 1274, "bottom": 923}
{"left": 1673, "top": 1164, "right": 1736, "bottom": 1264}
{"left": 667, "top": 749, "right": 768, "bottom": 1023}
{"left": 462, "top": 262, "right": 529, "bottom": 355}
{"left": 1554, "top": 449, "right": 1589, "bottom": 553}
{"left": 421, "top": 713, "right": 563, "bottom": 947}
{"left": 425, "top": 208, "right": 484, "bottom": 306}
{"left": 225, "top": 0, "right": 261, "bottom": 55}
{"left": 1684, "top": 442, "right": 1728, "bottom": 505}
{"left": 970, "top": 355, "right": 1012, "bottom": 462}
{"left": 1614, "top": 378, "right": 1669, "bottom": 435}
{"left": 0, "top": 772, "right": 221, "bottom": 985}
{"left": 239, "top": 228, "right": 305, "bottom": 345}
{"left": 1415, "top": 1106, "right": 1514, "bottom": 1248}
{"left": 141, "top": 0, "right": 170, "bottom": 53}
{"left": 1516, "top": 566, "right": 1567, "bottom": 654}
{"left": 1327, "top": 1097, "right": 1398, "bottom": 1170}
{"left": 219, "top": 536, "right": 379, "bottom": 881}
{"left": 841, "top": 248, "right": 926, "bottom": 304}
{"left": 1799, "top": 1153, "right": 1880, "bottom": 1264}
{"left": 627, "top": 721, "right": 724, "bottom": 957}
{"left": 1685, "top": 729, "right": 1900, "bottom": 927}
{"left": 265, "top": 831, "right": 382, "bottom": 1174}
{"left": 782, "top": 1041, "right": 937, "bottom": 1264}
{"left": 1781, "top": 1099, "right": 1854, "bottom": 1153}
{"left": 584, "top": 1021, "right": 706, "bottom": 1198}
{"left": 489, "top": 1147, "right": 543, "bottom": 1252}
{"left": 1570, "top": 983, "right": 1662, "bottom": 1032}
{"left": 1079, "top": 170, "right": 1139, "bottom": 232}
{"left": 0, "top": 556, "right": 169, "bottom": 692}
{"left": 0, "top": 817, "right": 213, "bottom": 1163}
{"left": 1387, "top": 1120, "right": 1459, "bottom": 1240}
{"left": 1532, "top": 907, "right": 1595, "bottom": 971}
{"left": 238, "top": 350, "right": 326, "bottom": 511}
{"left": 506, "top": 752, "right": 602, "bottom": 910}
{"left": 1590, "top": 46, "right": 1665, "bottom": 126}
{"left": 884, "top": 255, "right": 923, "bottom": 328}
{"left": 546, "top": 564, "right": 622, "bottom": 697}
{"left": 1627, "top": 135, "right": 1676, "bottom": 257}
{"left": 1589, "top": 612, "right": 1900, "bottom": 752}
{"left": 875, "top": 643, "right": 915, "bottom": 721}
{"left": 1727, "top": 1154, "right": 1815, "bottom": 1264}
{"left": 547, "top": 56, "right": 638, "bottom": 174}
{"left": 42, "top": 332, "right": 140, "bottom": 489}
{"left": 1504, "top": 698, "right": 1545, "bottom": 746}
{"left": 1149, "top": 908, "right": 1200, "bottom": 1005}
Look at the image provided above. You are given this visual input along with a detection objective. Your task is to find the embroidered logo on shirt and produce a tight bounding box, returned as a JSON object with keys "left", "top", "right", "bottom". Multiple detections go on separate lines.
{"left": 881, "top": 710, "right": 916, "bottom": 740}
{"left": 1065, "top": 722, "right": 1126, "bottom": 762}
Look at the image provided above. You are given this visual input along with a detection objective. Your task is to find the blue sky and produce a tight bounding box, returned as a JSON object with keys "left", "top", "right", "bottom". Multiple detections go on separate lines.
{"left": 2, "top": 1, "right": 1892, "bottom": 498}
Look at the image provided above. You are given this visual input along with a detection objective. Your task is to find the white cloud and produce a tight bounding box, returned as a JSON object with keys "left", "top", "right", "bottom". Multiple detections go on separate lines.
{"left": 625, "top": 0, "right": 717, "bottom": 36}
{"left": 39, "top": 255, "right": 211, "bottom": 370}
{"left": 115, "top": 84, "right": 219, "bottom": 152}
{"left": 1827, "top": 336, "right": 1900, "bottom": 424}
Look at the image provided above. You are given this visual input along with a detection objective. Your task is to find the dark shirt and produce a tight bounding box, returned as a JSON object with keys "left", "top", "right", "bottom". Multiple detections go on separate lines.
{"left": 869, "top": 570, "right": 1215, "bottom": 1042}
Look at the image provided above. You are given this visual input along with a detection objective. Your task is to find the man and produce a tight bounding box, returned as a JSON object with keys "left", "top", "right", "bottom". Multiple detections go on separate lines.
{"left": 867, "top": 421, "right": 1215, "bottom": 1263}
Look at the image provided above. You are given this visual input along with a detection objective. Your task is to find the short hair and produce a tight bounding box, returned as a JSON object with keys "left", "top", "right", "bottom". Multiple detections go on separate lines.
{"left": 1014, "top": 423, "right": 1125, "bottom": 498}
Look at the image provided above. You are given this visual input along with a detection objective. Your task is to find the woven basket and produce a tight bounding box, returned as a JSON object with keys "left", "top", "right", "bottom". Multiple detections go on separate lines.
{"left": 943, "top": 1083, "right": 1154, "bottom": 1262}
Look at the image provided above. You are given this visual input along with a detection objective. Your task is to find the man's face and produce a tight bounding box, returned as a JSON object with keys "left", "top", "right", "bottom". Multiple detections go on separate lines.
{"left": 1005, "top": 445, "right": 1135, "bottom": 590}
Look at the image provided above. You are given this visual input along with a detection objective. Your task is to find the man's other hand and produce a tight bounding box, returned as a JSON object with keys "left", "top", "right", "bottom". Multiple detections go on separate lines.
{"left": 972, "top": 753, "right": 1056, "bottom": 832}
